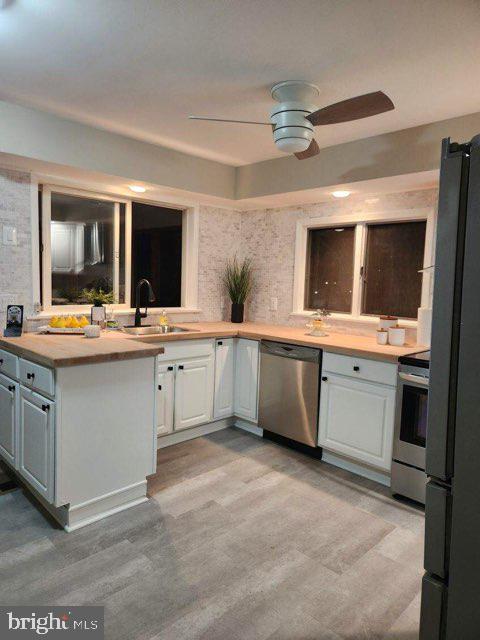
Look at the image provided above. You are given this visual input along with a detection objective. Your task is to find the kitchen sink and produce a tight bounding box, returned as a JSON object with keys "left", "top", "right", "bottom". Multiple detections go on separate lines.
{"left": 122, "top": 325, "right": 194, "bottom": 335}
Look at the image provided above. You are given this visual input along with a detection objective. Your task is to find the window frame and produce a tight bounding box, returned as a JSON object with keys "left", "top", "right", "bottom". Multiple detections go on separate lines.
{"left": 38, "top": 184, "right": 199, "bottom": 316}
{"left": 292, "top": 206, "right": 435, "bottom": 326}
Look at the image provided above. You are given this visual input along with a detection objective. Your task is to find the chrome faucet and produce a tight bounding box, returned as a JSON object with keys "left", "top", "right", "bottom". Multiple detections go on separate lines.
{"left": 134, "top": 279, "right": 156, "bottom": 327}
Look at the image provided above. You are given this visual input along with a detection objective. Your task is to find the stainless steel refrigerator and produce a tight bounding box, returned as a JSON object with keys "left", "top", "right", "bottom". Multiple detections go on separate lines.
{"left": 420, "top": 135, "right": 480, "bottom": 639}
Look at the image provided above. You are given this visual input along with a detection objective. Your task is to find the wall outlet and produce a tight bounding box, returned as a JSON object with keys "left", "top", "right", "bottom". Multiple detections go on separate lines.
{"left": 2, "top": 225, "right": 17, "bottom": 246}
{"left": 270, "top": 297, "right": 278, "bottom": 311}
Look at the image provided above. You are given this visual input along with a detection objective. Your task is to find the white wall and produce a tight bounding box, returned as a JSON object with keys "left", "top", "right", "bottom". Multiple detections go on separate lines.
{"left": 0, "top": 168, "right": 33, "bottom": 330}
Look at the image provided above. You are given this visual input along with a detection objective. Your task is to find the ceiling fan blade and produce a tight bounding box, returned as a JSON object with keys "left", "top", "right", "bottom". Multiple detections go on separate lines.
{"left": 295, "top": 138, "right": 320, "bottom": 160}
{"left": 307, "top": 91, "right": 394, "bottom": 126}
{"left": 188, "top": 116, "right": 271, "bottom": 125}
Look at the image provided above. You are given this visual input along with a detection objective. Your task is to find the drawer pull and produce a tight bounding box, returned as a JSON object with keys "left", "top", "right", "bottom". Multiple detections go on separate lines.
{"left": 178, "top": 365, "right": 184, "bottom": 370}
{"left": 41, "top": 404, "right": 49, "bottom": 412}
{"left": 353, "top": 366, "right": 360, "bottom": 372}
{"left": 218, "top": 341, "right": 223, "bottom": 346}
{"left": 167, "top": 366, "right": 174, "bottom": 371}
{"left": 158, "top": 385, "right": 162, "bottom": 391}
{"left": 322, "top": 376, "right": 328, "bottom": 382}
{"left": 8, "top": 385, "right": 14, "bottom": 392}
{"left": 27, "top": 372, "right": 35, "bottom": 380}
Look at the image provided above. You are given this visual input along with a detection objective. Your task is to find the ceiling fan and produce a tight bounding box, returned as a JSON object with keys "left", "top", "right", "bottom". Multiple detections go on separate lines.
{"left": 189, "top": 81, "right": 394, "bottom": 160}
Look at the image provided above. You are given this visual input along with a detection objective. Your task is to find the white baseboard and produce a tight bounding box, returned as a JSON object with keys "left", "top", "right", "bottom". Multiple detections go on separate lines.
{"left": 234, "top": 418, "right": 263, "bottom": 437}
{"left": 321, "top": 450, "right": 391, "bottom": 487}
{"left": 157, "top": 417, "right": 234, "bottom": 449}
{"left": 65, "top": 481, "right": 148, "bottom": 531}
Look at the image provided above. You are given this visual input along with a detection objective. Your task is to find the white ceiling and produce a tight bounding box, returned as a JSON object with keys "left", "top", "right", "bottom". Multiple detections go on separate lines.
{"left": 1, "top": 0, "right": 479, "bottom": 166}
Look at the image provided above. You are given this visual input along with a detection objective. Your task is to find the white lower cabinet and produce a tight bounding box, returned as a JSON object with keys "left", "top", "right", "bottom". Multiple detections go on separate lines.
{"left": 156, "top": 364, "right": 175, "bottom": 436}
{"left": 318, "top": 372, "right": 396, "bottom": 471}
{"left": 234, "top": 338, "right": 259, "bottom": 422}
{"left": 18, "top": 386, "right": 55, "bottom": 502}
{"left": 156, "top": 342, "right": 215, "bottom": 436}
{"left": 0, "top": 373, "right": 17, "bottom": 467}
{"left": 174, "top": 357, "right": 214, "bottom": 430}
{"left": 213, "top": 339, "right": 235, "bottom": 419}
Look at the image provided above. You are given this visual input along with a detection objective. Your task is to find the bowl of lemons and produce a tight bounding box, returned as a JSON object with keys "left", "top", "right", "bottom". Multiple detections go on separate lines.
{"left": 40, "top": 315, "right": 90, "bottom": 334}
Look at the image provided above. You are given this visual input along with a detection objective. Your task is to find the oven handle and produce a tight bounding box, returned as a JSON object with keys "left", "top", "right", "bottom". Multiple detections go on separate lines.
{"left": 398, "top": 372, "right": 429, "bottom": 386}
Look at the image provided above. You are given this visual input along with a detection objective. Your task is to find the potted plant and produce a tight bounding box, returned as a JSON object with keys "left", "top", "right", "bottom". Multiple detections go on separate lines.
{"left": 223, "top": 256, "right": 253, "bottom": 323}
{"left": 82, "top": 288, "right": 116, "bottom": 325}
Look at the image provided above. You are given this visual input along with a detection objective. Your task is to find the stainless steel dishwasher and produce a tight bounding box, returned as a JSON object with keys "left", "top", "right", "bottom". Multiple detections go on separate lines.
{"left": 258, "top": 340, "right": 322, "bottom": 449}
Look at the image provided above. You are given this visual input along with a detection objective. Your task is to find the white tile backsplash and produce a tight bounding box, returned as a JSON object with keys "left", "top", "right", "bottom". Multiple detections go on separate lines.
{"left": 0, "top": 163, "right": 437, "bottom": 339}
{"left": 0, "top": 168, "right": 33, "bottom": 330}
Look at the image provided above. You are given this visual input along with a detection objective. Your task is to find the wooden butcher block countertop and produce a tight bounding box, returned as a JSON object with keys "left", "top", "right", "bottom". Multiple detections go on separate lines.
{"left": 169, "top": 322, "right": 427, "bottom": 363}
{"left": 0, "top": 331, "right": 164, "bottom": 368}
{"left": 0, "top": 321, "right": 426, "bottom": 368}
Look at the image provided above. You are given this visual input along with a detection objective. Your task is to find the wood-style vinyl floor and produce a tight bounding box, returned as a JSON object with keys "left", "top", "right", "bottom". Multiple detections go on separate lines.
{"left": 0, "top": 428, "right": 424, "bottom": 639}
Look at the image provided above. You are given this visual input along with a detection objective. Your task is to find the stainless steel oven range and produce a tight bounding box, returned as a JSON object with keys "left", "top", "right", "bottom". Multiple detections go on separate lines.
{"left": 391, "top": 350, "right": 430, "bottom": 504}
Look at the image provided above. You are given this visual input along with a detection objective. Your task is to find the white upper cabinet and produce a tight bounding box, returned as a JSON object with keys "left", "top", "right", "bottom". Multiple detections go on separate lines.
{"left": 0, "top": 374, "right": 17, "bottom": 467}
{"left": 18, "top": 386, "right": 55, "bottom": 502}
{"left": 156, "top": 364, "right": 175, "bottom": 436}
{"left": 214, "top": 339, "right": 235, "bottom": 420}
{"left": 234, "top": 339, "right": 259, "bottom": 423}
{"left": 318, "top": 361, "right": 396, "bottom": 471}
{"left": 174, "top": 357, "right": 214, "bottom": 431}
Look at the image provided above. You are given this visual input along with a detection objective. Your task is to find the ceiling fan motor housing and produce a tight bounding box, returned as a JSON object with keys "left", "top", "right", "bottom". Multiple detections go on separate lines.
{"left": 270, "top": 81, "right": 319, "bottom": 154}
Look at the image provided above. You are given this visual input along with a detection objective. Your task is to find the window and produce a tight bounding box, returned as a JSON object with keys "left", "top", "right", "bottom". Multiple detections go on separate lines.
{"left": 45, "top": 190, "right": 126, "bottom": 306}
{"left": 131, "top": 202, "right": 183, "bottom": 308}
{"left": 295, "top": 209, "right": 433, "bottom": 322}
{"left": 40, "top": 186, "right": 199, "bottom": 312}
{"left": 362, "top": 221, "right": 426, "bottom": 319}
{"left": 305, "top": 226, "right": 355, "bottom": 312}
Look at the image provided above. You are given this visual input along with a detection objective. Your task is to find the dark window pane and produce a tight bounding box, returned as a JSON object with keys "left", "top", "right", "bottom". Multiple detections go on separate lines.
{"left": 131, "top": 202, "right": 183, "bottom": 308}
{"left": 362, "top": 221, "right": 426, "bottom": 319}
{"left": 305, "top": 226, "right": 355, "bottom": 312}
{"left": 50, "top": 192, "right": 119, "bottom": 305}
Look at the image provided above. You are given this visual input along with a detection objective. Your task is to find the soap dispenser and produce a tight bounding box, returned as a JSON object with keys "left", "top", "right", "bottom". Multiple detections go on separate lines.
{"left": 159, "top": 309, "right": 169, "bottom": 327}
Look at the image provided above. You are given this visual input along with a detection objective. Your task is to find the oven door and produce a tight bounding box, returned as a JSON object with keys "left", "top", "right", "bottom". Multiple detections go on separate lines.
{"left": 393, "top": 369, "right": 429, "bottom": 469}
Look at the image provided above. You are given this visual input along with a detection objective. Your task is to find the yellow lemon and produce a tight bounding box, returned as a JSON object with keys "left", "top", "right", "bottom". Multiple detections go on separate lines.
{"left": 49, "top": 316, "right": 58, "bottom": 328}
{"left": 70, "top": 317, "right": 80, "bottom": 329}
{"left": 56, "top": 317, "right": 67, "bottom": 329}
{"left": 79, "top": 315, "right": 89, "bottom": 327}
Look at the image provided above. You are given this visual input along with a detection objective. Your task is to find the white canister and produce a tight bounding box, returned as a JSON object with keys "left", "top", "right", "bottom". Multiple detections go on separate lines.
{"left": 379, "top": 315, "right": 398, "bottom": 331}
{"left": 84, "top": 324, "right": 101, "bottom": 339}
{"left": 388, "top": 326, "right": 406, "bottom": 346}
{"left": 376, "top": 330, "right": 388, "bottom": 345}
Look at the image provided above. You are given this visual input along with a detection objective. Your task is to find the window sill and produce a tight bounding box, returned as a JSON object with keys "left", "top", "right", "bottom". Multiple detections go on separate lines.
{"left": 28, "top": 308, "right": 202, "bottom": 321}
{"left": 290, "top": 311, "right": 418, "bottom": 328}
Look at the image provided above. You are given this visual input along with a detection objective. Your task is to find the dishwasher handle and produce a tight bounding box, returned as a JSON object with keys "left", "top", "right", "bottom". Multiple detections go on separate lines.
{"left": 260, "top": 340, "right": 321, "bottom": 363}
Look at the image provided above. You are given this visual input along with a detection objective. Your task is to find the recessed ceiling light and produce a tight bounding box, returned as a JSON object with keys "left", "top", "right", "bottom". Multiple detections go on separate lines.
{"left": 331, "top": 190, "right": 351, "bottom": 198}
{"left": 129, "top": 185, "right": 146, "bottom": 193}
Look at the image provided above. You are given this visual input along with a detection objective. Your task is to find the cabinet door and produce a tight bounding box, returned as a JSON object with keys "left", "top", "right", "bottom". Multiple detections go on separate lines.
{"left": 318, "top": 374, "right": 395, "bottom": 471}
{"left": 174, "top": 357, "right": 214, "bottom": 431}
{"left": 156, "top": 364, "right": 174, "bottom": 436}
{"left": 0, "top": 375, "right": 17, "bottom": 467}
{"left": 18, "top": 387, "right": 55, "bottom": 502}
{"left": 234, "top": 339, "right": 259, "bottom": 422}
{"left": 214, "top": 339, "right": 235, "bottom": 419}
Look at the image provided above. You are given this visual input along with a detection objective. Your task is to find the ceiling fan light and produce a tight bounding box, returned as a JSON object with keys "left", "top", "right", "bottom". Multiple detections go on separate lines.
{"left": 276, "top": 137, "right": 311, "bottom": 154}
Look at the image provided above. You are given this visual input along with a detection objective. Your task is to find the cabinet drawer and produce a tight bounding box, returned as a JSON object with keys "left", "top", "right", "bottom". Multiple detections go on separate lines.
{"left": 157, "top": 339, "right": 214, "bottom": 363}
{"left": 323, "top": 352, "right": 397, "bottom": 386}
{"left": 19, "top": 359, "right": 55, "bottom": 397}
{"left": 0, "top": 349, "right": 19, "bottom": 379}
